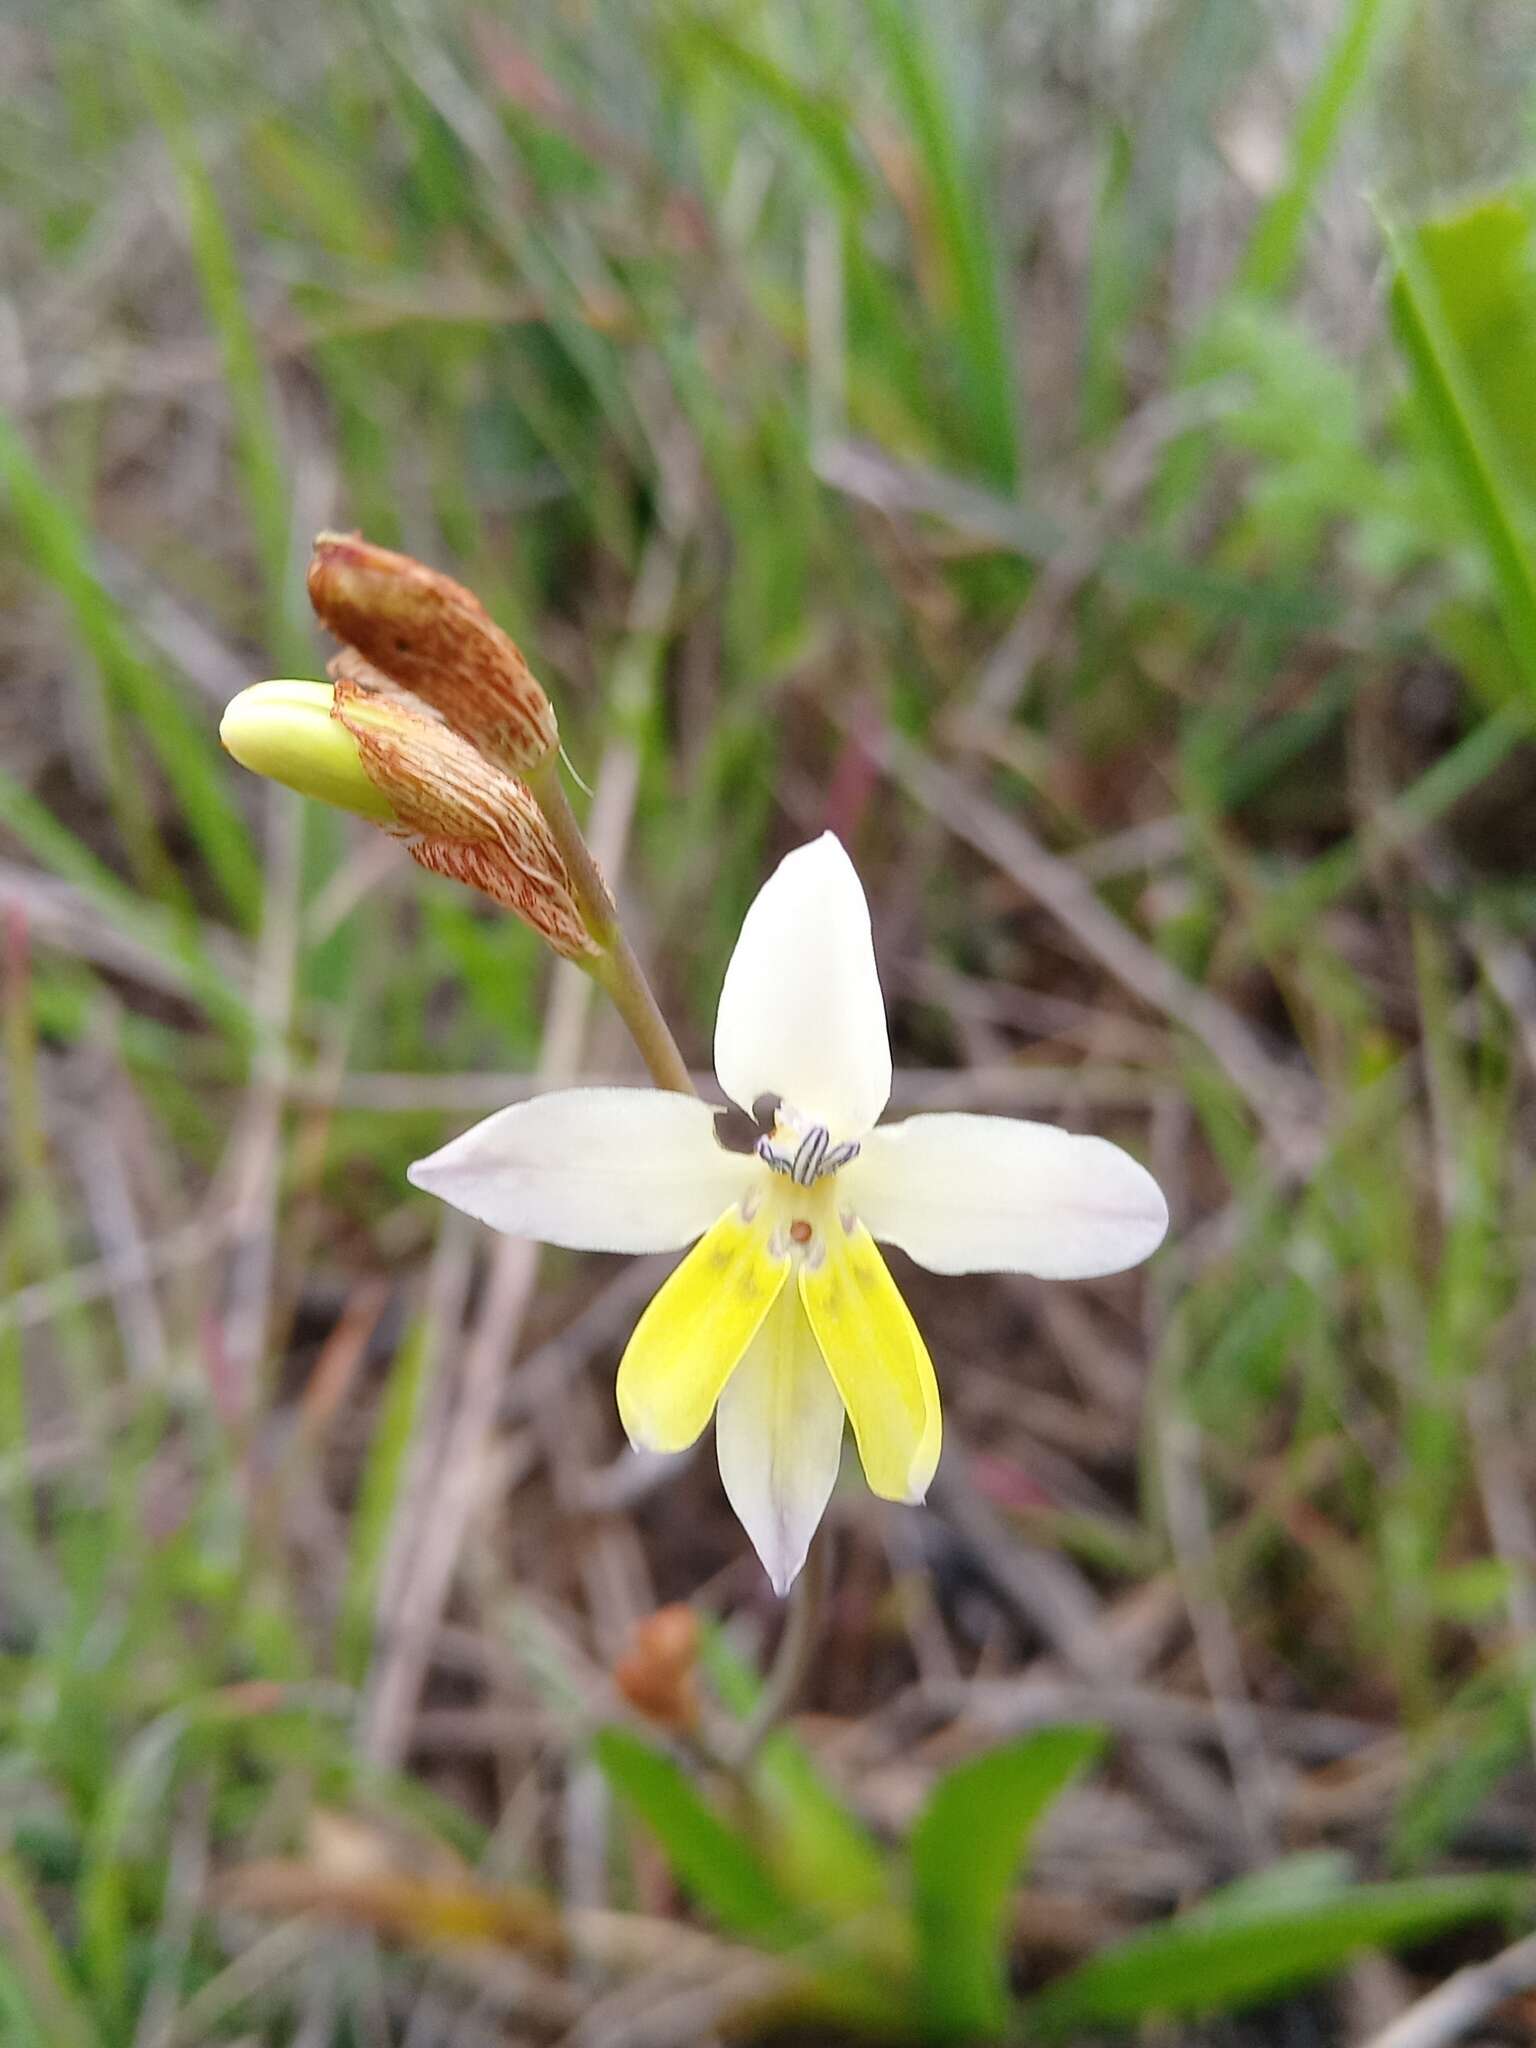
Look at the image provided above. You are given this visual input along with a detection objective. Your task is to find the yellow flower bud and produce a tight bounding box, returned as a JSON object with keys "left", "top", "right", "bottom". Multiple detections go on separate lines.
{"left": 221, "top": 677, "right": 596, "bottom": 961}
{"left": 219, "top": 680, "right": 398, "bottom": 824}
{"left": 307, "top": 533, "right": 558, "bottom": 776}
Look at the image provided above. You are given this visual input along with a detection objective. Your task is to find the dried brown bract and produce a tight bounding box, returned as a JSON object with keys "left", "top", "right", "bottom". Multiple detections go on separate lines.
{"left": 309, "top": 532, "right": 559, "bottom": 775}
{"left": 332, "top": 676, "right": 595, "bottom": 960}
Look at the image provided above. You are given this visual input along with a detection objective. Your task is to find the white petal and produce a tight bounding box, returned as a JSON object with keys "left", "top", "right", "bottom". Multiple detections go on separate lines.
{"left": 716, "top": 1288, "right": 846, "bottom": 1596}
{"left": 713, "top": 833, "right": 891, "bottom": 1140}
{"left": 843, "top": 1113, "right": 1168, "bottom": 1279}
{"left": 408, "top": 1088, "right": 751, "bottom": 1253}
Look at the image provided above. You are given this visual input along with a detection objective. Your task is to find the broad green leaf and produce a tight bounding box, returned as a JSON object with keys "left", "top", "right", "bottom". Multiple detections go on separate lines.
{"left": 595, "top": 1721, "right": 907, "bottom": 2032}
{"left": 910, "top": 1726, "right": 1104, "bottom": 2040}
{"left": 751, "top": 1728, "right": 893, "bottom": 1927}
{"left": 1027, "top": 1873, "right": 1530, "bottom": 2034}
{"left": 701, "top": 1628, "right": 891, "bottom": 1923}
{"left": 1408, "top": 192, "right": 1536, "bottom": 496}
{"left": 1178, "top": 1850, "right": 1353, "bottom": 1925}
{"left": 592, "top": 1726, "right": 795, "bottom": 1943}
{"left": 1386, "top": 191, "right": 1536, "bottom": 700}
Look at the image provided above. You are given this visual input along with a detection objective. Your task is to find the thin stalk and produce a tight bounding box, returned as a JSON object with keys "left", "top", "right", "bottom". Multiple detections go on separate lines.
{"left": 526, "top": 754, "right": 694, "bottom": 1096}
{"left": 729, "top": 1531, "right": 831, "bottom": 1769}
{"left": 585, "top": 945, "right": 695, "bottom": 1098}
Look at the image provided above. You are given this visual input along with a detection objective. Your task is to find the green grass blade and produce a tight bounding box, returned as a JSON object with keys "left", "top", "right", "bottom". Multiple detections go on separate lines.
{"left": 0, "top": 763, "right": 254, "bottom": 1041}
{"left": 126, "top": 19, "right": 299, "bottom": 660}
{"left": 0, "top": 428, "right": 179, "bottom": 908}
{"left": 0, "top": 410, "right": 262, "bottom": 926}
{"left": 817, "top": 441, "right": 1353, "bottom": 632}
{"left": 864, "top": 0, "right": 1019, "bottom": 484}
{"left": 670, "top": 20, "right": 871, "bottom": 210}
{"left": 0, "top": 1855, "right": 102, "bottom": 2048}
{"left": 1237, "top": 0, "right": 1409, "bottom": 297}
{"left": 3, "top": 921, "right": 100, "bottom": 1401}
{"left": 337, "top": 1316, "right": 434, "bottom": 1684}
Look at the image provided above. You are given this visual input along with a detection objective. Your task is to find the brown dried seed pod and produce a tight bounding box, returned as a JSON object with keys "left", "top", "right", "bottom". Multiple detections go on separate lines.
{"left": 309, "top": 533, "right": 558, "bottom": 775}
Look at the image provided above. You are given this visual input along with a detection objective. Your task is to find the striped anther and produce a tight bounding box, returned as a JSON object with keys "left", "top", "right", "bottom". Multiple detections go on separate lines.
{"left": 754, "top": 1122, "right": 859, "bottom": 1186}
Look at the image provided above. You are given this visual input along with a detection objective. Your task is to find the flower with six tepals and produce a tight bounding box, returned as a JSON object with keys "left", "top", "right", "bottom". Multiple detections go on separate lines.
{"left": 409, "top": 835, "right": 1168, "bottom": 1594}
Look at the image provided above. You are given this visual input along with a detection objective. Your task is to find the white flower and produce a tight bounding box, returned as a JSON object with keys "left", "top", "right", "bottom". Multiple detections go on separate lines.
{"left": 409, "top": 835, "right": 1168, "bottom": 1594}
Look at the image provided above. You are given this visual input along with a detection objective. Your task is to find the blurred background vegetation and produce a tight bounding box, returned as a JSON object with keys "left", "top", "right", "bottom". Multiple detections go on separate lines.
{"left": 7, "top": 0, "right": 1536, "bottom": 2040}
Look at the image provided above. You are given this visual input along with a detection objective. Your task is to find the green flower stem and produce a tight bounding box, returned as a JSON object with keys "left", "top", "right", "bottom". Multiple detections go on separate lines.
{"left": 727, "top": 1531, "right": 830, "bottom": 1770}
{"left": 525, "top": 753, "right": 694, "bottom": 1096}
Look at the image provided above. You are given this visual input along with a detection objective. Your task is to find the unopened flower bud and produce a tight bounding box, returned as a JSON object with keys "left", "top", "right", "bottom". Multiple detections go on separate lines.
{"left": 221, "top": 678, "right": 596, "bottom": 961}
{"left": 613, "top": 1603, "right": 700, "bottom": 1734}
{"left": 308, "top": 533, "right": 558, "bottom": 776}
{"left": 220, "top": 680, "right": 398, "bottom": 824}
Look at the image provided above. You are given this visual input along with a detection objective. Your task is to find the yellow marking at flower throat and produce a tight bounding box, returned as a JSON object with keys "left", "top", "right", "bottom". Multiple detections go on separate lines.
{"left": 616, "top": 1204, "right": 789, "bottom": 1452}
{"left": 618, "top": 1174, "right": 942, "bottom": 1503}
{"left": 799, "top": 1217, "right": 941, "bottom": 1503}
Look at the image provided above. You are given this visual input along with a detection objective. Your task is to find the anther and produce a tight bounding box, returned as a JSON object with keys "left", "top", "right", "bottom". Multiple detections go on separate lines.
{"left": 755, "top": 1134, "right": 795, "bottom": 1176}
{"left": 755, "top": 1122, "right": 860, "bottom": 1185}
{"left": 790, "top": 1125, "right": 829, "bottom": 1186}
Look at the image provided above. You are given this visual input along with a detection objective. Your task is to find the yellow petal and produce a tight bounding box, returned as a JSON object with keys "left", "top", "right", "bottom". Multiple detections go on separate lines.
{"left": 798, "top": 1217, "right": 941, "bottom": 1502}
{"left": 616, "top": 1204, "right": 790, "bottom": 1453}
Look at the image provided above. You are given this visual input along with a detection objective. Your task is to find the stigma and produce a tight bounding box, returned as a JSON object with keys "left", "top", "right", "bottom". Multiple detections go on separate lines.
{"left": 747, "top": 1163, "right": 841, "bottom": 1265}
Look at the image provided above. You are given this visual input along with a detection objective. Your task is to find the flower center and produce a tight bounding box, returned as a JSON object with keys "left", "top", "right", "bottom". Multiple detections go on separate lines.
{"left": 740, "top": 1169, "right": 846, "bottom": 1268}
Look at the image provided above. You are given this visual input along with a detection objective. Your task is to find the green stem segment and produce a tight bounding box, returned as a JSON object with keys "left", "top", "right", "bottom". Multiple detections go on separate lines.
{"left": 729, "top": 1531, "right": 830, "bottom": 1769}
{"left": 526, "top": 755, "right": 694, "bottom": 1097}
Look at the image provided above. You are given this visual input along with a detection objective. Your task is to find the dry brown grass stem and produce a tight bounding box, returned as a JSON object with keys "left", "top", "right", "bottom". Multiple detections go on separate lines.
{"left": 1357, "top": 1930, "right": 1536, "bottom": 2048}
{"left": 848, "top": 713, "right": 1325, "bottom": 1167}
